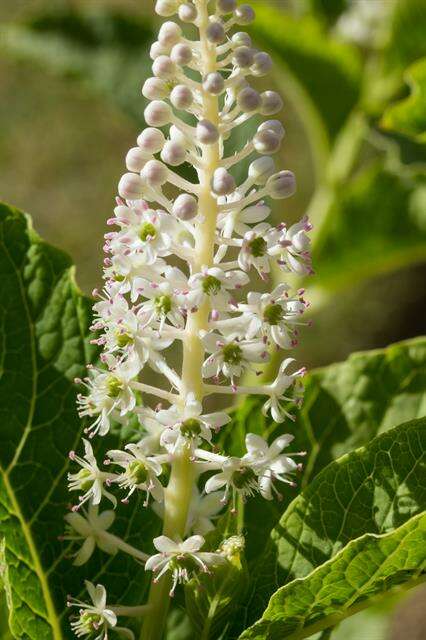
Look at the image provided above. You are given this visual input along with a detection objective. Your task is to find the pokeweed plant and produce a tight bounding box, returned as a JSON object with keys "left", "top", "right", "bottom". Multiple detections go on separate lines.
{"left": 66, "top": 1, "right": 312, "bottom": 638}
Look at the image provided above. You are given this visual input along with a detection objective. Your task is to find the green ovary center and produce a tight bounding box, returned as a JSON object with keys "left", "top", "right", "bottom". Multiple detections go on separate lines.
{"left": 202, "top": 275, "right": 222, "bottom": 295}
{"left": 128, "top": 460, "right": 148, "bottom": 485}
{"left": 77, "top": 469, "right": 93, "bottom": 492}
{"left": 80, "top": 612, "right": 104, "bottom": 631}
{"left": 232, "top": 466, "right": 256, "bottom": 489}
{"left": 222, "top": 343, "right": 243, "bottom": 365}
{"left": 263, "top": 303, "right": 283, "bottom": 325}
{"left": 139, "top": 222, "right": 157, "bottom": 242}
{"left": 155, "top": 295, "right": 172, "bottom": 315}
{"left": 116, "top": 331, "right": 134, "bottom": 347}
{"left": 248, "top": 237, "right": 267, "bottom": 257}
{"left": 107, "top": 376, "right": 123, "bottom": 398}
{"left": 180, "top": 418, "right": 202, "bottom": 438}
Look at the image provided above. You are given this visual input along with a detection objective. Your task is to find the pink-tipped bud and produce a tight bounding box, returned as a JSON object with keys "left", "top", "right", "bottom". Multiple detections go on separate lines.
{"left": 171, "top": 43, "right": 193, "bottom": 66}
{"left": 260, "top": 91, "right": 283, "bottom": 116}
{"left": 170, "top": 84, "right": 193, "bottom": 110}
{"left": 197, "top": 119, "right": 220, "bottom": 145}
{"left": 152, "top": 55, "right": 176, "bottom": 80}
{"left": 172, "top": 193, "right": 198, "bottom": 220}
{"left": 232, "top": 31, "right": 252, "bottom": 47}
{"left": 234, "top": 4, "right": 255, "bottom": 25}
{"left": 126, "top": 147, "right": 150, "bottom": 172}
{"left": 137, "top": 127, "right": 166, "bottom": 154}
{"left": 118, "top": 173, "right": 144, "bottom": 200}
{"left": 206, "top": 21, "right": 225, "bottom": 44}
{"left": 178, "top": 3, "right": 197, "bottom": 22}
{"left": 253, "top": 128, "right": 281, "bottom": 154}
{"left": 142, "top": 77, "right": 169, "bottom": 101}
{"left": 158, "top": 21, "right": 182, "bottom": 46}
{"left": 233, "top": 46, "right": 255, "bottom": 69}
{"left": 155, "top": 0, "right": 178, "bottom": 17}
{"left": 212, "top": 167, "right": 236, "bottom": 196}
{"left": 267, "top": 170, "right": 296, "bottom": 199}
{"left": 144, "top": 101, "right": 173, "bottom": 127}
{"left": 251, "top": 52, "right": 273, "bottom": 76}
{"left": 237, "top": 86, "right": 261, "bottom": 113}
{"left": 161, "top": 140, "right": 187, "bottom": 166}
{"left": 141, "top": 160, "right": 169, "bottom": 187}
{"left": 203, "top": 72, "right": 225, "bottom": 96}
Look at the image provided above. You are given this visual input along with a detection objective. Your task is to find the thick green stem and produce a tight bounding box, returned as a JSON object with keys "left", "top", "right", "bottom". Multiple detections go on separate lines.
{"left": 140, "top": 2, "right": 220, "bottom": 638}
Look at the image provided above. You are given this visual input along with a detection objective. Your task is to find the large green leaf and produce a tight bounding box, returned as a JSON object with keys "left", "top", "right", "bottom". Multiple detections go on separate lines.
{"left": 250, "top": 6, "right": 362, "bottom": 141}
{"left": 0, "top": 203, "right": 159, "bottom": 639}
{"left": 0, "top": 8, "right": 154, "bottom": 122}
{"left": 381, "top": 58, "right": 426, "bottom": 144}
{"left": 239, "top": 512, "right": 426, "bottom": 640}
{"left": 222, "top": 336, "right": 426, "bottom": 562}
{"left": 233, "top": 418, "right": 426, "bottom": 637}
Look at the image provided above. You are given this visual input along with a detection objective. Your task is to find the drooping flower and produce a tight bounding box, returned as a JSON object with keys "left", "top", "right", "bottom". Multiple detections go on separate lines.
{"left": 68, "top": 439, "right": 116, "bottom": 510}
{"left": 63, "top": 504, "right": 117, "bottom": 566}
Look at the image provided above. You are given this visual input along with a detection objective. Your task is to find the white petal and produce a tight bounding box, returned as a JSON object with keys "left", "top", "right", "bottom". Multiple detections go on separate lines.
{"left": 74, "top": 537, "right": 96, "bottom": 566}
{"left": 153, "top": 535, "right": 179, "bottom": 553}
{"left": 181, "top": 535, "right": 204, "bottom": 553}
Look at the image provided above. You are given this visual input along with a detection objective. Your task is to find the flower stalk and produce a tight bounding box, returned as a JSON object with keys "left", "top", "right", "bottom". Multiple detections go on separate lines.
{"left": 66, "top": 1, "right": 312, "bottom": 639}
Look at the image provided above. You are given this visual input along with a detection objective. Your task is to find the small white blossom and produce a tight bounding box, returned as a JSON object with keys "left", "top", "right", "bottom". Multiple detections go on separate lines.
{"left": 262, "top": 358, "right": 306, "bottom": 423}
{"left": 68, "top": 582, "right": 117, "bottom": 640}
{"left": 106, "top": 444, "right": 164, "bottom": 506}
{"left": 267, "top": 217, "right": 313, "bottom": 275}
{"left": 68, "top": 440, "right": 116, "bottom": 510}
{"left": 189, "top": 266, "right": 249, "bottom": 312}
{"left": 202, "top": 332, "right": 269, "bottom": 386}
{"left": 63, "top": 505, "right": 117, "bottom": 566}
{"left": 205, "top": 457, "right": 260, "bottom": 508}
{"left": 145, "top": 535, "right": 223, "bottom": 595}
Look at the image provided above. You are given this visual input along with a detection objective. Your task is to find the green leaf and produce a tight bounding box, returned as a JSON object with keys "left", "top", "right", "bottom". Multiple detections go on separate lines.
{"left": 0, "top": 8, "right": 154, "bottom": 122}
{"left": 381, "top": 58, "right": 426, "bottom": 144}
{"left": 235, "top": 418, "right": 426, "bottom": 636}
{"left": 222, "top": 336, "right": 426, "bottom": 563}
{"left": 311, "top": 160, "right": 426, "bottom": 295}
{"left": 239, "top": 512, "right": 426, "bottom": 640}
{"left": 0, "top": 203, "right": 159, "bottom": 638}
{"left": 250, "top": 6, "right": 362, "bottom": 141}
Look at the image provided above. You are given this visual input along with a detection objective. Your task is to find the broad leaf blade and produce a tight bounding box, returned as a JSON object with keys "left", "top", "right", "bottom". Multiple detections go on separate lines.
{"left": 0, "top": 203, "right": 159, "bottom": 638}
{"left": 236, "top": 418, "right": 426, "bottom": 635}
{"left": 239, "top": 513, "right": 426, "bottom": 640}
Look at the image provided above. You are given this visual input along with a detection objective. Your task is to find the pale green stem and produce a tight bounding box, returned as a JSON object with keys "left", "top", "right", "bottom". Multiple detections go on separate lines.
{"left": 140, "top": 2, "right": 220, "bottom": 638}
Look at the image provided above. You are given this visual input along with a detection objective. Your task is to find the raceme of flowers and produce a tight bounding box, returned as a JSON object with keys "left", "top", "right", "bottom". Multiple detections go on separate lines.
{"left": 67, "top": 1, "right": 312, "bottom": 637}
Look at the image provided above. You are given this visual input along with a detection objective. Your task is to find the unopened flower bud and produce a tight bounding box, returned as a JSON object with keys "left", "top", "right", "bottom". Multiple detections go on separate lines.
{"left": 253, "top": 128, "right": 281, "bottom": 154}
{"left": 232, "top": 32, "right": 252, "bottom": 47}
{"left": 260, "top": 91, "right": 283, "bottom": 116}
{"left": 258, "top": 120, "right": 285, "bottom": 140}
{"left": 142, "top": 160, "right": 169, "bottom": 187}
{"left": 203, "top": 72, "right": 225, "bottom": 95}
{"left": 158, "top": 21, "right": 182, "bottom": 46}
{"left": 171, "top": 43, "right": 193, "bottom": 66}
{"left": 137, "top": 128, "right": 166, "bottom": 154}
{"left": 217, "top": 0, "right": 237, "bottom": 14}
{"left": 142, "top": 77, "right": 170, "bottom": 101}
{"left": 197, "top": 119, "right": 219, "bottom": 145}
{"left": 234, "top": 4, "right": 255, "bottom": 25}
{"left": 212, "top": 168, "right": 236, "bottom": 196}
{"left": 150, "top": 41, "right": 169, "bottom": 60}
{"left": 126, "top": 147, "right": 150, "bottom": 172}
{"left": 233, "top": 46, "right": 255, "bottom": 68}
{"left": 248, "top": 156, "right": 275, "bottom": 184}
{"left": 155, "top": 0, "right": 178, "bottom": 17}
{"left": 170, "top": 84, "right": 194, "bottom": 109}
{"left": 173, "top": 193, "right": 198, "bottom": 220}
{"left": 161, "top": 140, "right": 186, "bottom": 166}
{"left": 251, "top": 52, "right": 273, "bottom": 76}
{"left": 144, "top": 101, "right": 173, "bottom": 127}
{"left": 178, "top": 3, "right": 197, "bottom": 22}
{"left": 237, "top": 86, "right": 261, "bottom": 113}
{"left": 152, "top": 55, "right": 176, "bottom": 80}
{"left": 169, "top": 125, "right": 188, "bottom": 146}
{"left": 206, "top": 21, "right": 225, "bottom": 43}
{"left": 118, "top": 173, "right": 144, "bottom": 200}
{"left": 267, "top": 170, "right": 296, "bottom": 199}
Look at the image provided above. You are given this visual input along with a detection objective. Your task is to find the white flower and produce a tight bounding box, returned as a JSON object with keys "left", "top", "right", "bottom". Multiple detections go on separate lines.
{"left": 145, "top": 535, "right": 223, "bottom": 596}
{"left": 202, "top": 332, "right": 269, "bottom": 386}
{"left": 104, "top": 252, "right": 166, "bottom": 302}
{"left": 68, "top": 582, "right": 119, "bottom": 640}
{"left": 243, "top": 433, "right": 305, "bottom": 500}
{"left": 68, "top": 440, "right": 116, "bottom": 509}
{"left": 238, "top": 223, "right": 272, "bottom": 276}
{"left": 262, "top": 358, "right": 306, "bottom": 423}
{"left": 237, "top": 284, "right": 308, "bottom": 348}
{"left": 189, "top": 266, "right": 249, "bottom": 312}
{"left": 77, "top": 353, "right": 139, "bottom": 437}
{"left": 158, "top": 392, "right": 231, "bottom": 451}
{"left": 205, "top": 457, "right": 260, "bottom": 509}
{"left": 266, "top": 217, "right": 313, "bottom": 275}
{"left": 217, "top": 202, "right": 271, "bottom": 238}
{"left": 106, "top": 444, "right": 164, "bottom": 506}
{"left": 63, "top": 505, "right": 117, "bottom": 566}
{"left": 134, "top": 266, "right": 191, "bottom": 329}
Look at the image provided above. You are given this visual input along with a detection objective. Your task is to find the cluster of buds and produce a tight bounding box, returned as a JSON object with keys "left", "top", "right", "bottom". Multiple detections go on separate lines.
{"left": 67, "top": 2, "right": 311, "bottom": 638}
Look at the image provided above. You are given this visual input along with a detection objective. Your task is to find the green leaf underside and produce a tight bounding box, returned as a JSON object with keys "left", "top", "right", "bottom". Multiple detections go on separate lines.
{"left": 250, "top": 6, "right": 362, "bottom": 140}
{"left": 232, "top": 418, "right": 426, "bottom": 637}
{"left": 382, "top": 58, "right": 426, "bottom": 143}
{"left": 0, "top": 9, "right": 154, "bottom": 122}
{"left": 220, "top": 336, "right": 426, "bottom": 564}
{"left": 239, "top": 512, "right": 426, "bottom": 640}
{"left": 0, "top": 203, "right": 159, "bottom": 639}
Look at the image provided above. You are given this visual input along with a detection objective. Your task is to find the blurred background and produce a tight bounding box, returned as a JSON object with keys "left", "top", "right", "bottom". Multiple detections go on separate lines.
{"left": 0, "top": 0, "right": 425, "bottom": 638}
